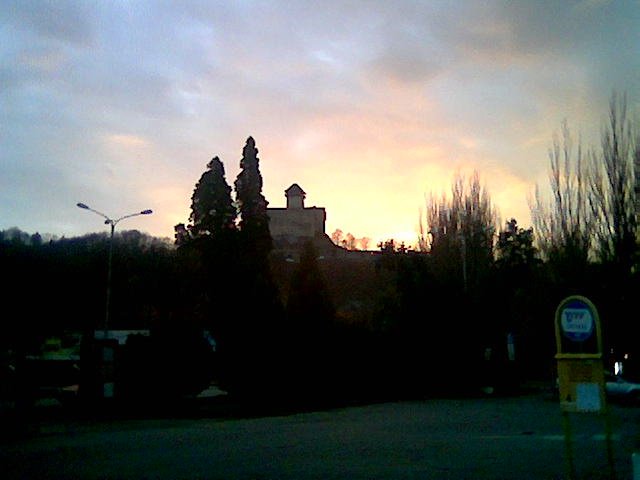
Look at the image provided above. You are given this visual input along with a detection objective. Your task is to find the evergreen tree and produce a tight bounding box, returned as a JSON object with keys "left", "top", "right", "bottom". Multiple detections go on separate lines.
{"left": 175, "top": 155, "right": 239, "bottom": 346}
{"left": 494, "top": 218, "right": 542, "bottom": 377}
{"left": 217, "top": 137, "right": 284, "bottom": 397}
{"left": 234, "top": 137, "right": 272, "bottom": 258}
{"left": 495, "top": 219, "right": 538, "bottom": 276}
{"left": 188, "top": 156, "right": 237, "bottom": 239}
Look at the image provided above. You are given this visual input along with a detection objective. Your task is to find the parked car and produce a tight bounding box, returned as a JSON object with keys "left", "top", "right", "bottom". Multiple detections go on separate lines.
{"left": 605, "top": 373, "right": 640, "bottom": 403}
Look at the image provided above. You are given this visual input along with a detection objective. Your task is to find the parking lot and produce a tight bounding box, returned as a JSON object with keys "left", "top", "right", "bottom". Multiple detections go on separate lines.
{"left": 3, "top": 392, "right": 640, "bottom": 479}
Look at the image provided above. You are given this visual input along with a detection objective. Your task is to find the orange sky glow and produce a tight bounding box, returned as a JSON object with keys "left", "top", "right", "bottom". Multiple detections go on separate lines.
{"left": 1, "top": 2, "right": 638, "bottom": 246}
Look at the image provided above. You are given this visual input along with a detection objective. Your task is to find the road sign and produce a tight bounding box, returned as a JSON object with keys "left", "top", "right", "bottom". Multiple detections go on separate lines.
{"left": 560, "top": 306, "right": 594, "bottom": 342}
{"left": 555, "top": 295, "right": 605, "bottom": 413}
{"left": 554, "top": 295, "right": 615, "bottom": 479}
{"left": 555, "top": 296, "right": 601, "bottom": 356}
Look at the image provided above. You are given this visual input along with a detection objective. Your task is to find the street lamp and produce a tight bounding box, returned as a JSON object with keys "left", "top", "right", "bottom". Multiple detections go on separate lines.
{"left": 77, "top": 202, "right": 152, "bottom": 338}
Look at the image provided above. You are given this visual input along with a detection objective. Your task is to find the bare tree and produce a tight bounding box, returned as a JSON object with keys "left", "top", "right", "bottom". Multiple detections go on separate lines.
{"left": 422, "top": 172, "right": 496, "bottom": 291}
{"left": 344, "top": 233, "right": 357, "bottom": 250}
{"left": 331, "top": 229, "right": 343, "bottom": 246}
{"left": 530, "top": 121, "right": 593, "bottom": 265}
{"left": 588, "top": 93, "right": 639, "bottom": 276}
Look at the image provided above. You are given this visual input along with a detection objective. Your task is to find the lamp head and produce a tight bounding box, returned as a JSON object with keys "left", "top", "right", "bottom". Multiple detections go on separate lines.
{"left": 77, "top": 203, "right": 89, "bottom": 209}
{"left": 141, "top": 209, "right": 153, "bottom": 215}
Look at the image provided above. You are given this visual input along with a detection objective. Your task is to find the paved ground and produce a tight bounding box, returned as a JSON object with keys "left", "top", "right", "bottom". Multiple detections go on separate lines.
{"left": 2, "top": 393, "right": 639, "bottom": 479}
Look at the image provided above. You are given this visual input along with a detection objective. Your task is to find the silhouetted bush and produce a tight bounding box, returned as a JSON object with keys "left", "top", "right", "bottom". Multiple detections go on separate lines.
{"left": 117, "top": 329, "right": 216, "bottom": 404}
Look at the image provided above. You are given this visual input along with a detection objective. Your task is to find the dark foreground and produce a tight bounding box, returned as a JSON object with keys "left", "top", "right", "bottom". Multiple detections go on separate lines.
{"left": 2, "top": 393, "right": 639, "bottom": 479}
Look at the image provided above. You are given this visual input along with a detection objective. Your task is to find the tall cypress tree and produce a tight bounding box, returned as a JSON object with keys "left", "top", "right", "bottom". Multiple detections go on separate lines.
{"left": 234, "top": 137, "right": 272, "bottom": 259}
{"left": 231, "top": 137, "right": 284, "bottom": 396}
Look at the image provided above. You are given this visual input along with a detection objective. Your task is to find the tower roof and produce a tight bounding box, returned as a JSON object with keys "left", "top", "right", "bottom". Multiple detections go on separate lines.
{"left": 285, "top": 184, "right": 306, "bottom": 197}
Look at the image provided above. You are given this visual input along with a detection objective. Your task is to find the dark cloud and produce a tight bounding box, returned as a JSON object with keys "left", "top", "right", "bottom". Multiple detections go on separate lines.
{"left": 366, "top": 24, "right": 445, "bottom": 86}
{"left": 0, "top": 0, "right": 93, "bottom": 45}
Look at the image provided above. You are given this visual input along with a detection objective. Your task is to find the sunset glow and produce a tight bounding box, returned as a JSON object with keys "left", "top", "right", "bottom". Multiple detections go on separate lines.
{"left": 1, "top": 1, "right": 638, "bottom": 246}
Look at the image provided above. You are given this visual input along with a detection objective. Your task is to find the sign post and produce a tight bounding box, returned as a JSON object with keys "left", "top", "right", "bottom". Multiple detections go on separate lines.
{"left": 554, "top": 295, "right": 615, "bottom": 479}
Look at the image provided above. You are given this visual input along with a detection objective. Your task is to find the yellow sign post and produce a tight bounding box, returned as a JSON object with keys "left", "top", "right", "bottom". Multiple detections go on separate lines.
{"left": 554, "top": 295, "right": 615, "bottom": 479}
{"left": 555, "top": 295, "right": 605, "bottom": 412}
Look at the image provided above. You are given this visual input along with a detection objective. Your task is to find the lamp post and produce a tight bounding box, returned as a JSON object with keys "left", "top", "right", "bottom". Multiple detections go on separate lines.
{"left": 77, "top": 203, "right": 152, "bottom": 338}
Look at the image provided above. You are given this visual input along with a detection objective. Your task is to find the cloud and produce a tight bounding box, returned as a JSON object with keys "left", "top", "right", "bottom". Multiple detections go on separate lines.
{"left": 1, "top": 0, "right": 93, "bottom": 45}
{"left": 1, "top": 1, "right": 638, "bottom": 241}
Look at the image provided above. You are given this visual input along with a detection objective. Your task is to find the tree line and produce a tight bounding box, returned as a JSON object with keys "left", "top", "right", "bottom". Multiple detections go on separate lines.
{"left": 529, "top": 93, "right": 640, "bottom": 372}
{"left": 2, "top": 94, "right": 639, "bottom": 405}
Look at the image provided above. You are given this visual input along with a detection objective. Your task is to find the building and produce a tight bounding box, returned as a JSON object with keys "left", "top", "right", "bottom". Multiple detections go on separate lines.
{"left": 268, "top": 184, "right": 336, "bottom": 260}
{"left": 269, "top": 184, "right": 325, "bottom": 241}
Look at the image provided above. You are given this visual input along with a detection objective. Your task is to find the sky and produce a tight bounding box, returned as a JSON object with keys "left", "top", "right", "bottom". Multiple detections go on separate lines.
{"left": 1, "top": 1, "right": 639, "bottom": 246}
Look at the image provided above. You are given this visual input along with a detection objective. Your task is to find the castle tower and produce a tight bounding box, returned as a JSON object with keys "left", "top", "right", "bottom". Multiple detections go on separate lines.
{"left": 285, "top": 183, "right": 306, "bottom": 209}
{"left": 268, "top": 183, "right": 326, "bottom": 244}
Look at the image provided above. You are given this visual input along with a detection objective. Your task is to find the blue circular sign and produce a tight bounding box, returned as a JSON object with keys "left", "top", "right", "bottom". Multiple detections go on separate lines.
{"left": 560, "top": 299, "right": 595, "bottom": 342}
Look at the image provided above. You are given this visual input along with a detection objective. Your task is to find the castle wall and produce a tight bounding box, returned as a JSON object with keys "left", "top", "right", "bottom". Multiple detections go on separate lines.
{"left": 268, "top": 207, "right": 326, "bottom": 241}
